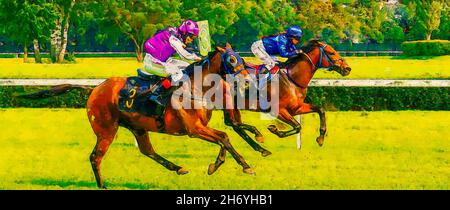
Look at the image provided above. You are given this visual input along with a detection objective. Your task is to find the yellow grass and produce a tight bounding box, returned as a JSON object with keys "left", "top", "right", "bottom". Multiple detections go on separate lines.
{"left": 0, "top": 108, "right": 449, "bottom": 189}
{"left": 0, "top": 56, "right": 449, "bottom": 79}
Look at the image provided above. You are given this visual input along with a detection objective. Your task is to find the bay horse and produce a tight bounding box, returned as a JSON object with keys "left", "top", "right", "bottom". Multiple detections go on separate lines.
{"left": 224, "top": 40, "right": 351, "bottom": 153}
{"left": 20, "top": 43, "right": 255, "bottom": 189}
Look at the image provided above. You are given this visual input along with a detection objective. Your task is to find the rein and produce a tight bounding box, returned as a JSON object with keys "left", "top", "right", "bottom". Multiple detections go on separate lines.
{"left": 284, "top": 44, "right": 337, "bottom": 89}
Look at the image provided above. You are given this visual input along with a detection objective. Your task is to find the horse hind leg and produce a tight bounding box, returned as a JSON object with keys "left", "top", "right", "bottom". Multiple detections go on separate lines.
{"left": 88, "top": 105, "right": 119, "bottom": 189}
{"left": 90, "top": 130, "right": 117, "bottom": 189}
{"left": 130, "top": 129, "right": 187, "bottom": 175}
{"left": 208, "top": 146, "right": 226, "bottom": 175}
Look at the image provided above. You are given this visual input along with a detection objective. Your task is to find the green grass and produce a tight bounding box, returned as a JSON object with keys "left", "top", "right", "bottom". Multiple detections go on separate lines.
{"left": 0, "top": 56, "right": 449, "bottom": 79}
{"left": 0, "top": 108, "right": 449, "bottom": 189}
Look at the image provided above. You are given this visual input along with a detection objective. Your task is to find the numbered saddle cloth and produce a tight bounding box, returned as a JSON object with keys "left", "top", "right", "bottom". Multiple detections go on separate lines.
{"left": 118, "top": 76, "right": 167, "bottom": 117}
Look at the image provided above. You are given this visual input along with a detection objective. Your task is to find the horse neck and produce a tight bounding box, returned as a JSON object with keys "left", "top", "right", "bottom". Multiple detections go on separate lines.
{"left": 288, "top": 58, "right": 315, "bottom": 89}
{"left": 188, "top": 51, "right": 222, "bottom": 92}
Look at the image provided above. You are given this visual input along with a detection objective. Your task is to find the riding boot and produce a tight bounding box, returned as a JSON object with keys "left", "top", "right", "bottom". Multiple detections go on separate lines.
{"left": 148, "top": 79, "right": 169, "bottom": 106}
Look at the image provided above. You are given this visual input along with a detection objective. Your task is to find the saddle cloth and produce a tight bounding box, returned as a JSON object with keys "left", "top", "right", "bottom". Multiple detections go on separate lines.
{"left": 118, "top": 76, "right": 167, "bottom": 117}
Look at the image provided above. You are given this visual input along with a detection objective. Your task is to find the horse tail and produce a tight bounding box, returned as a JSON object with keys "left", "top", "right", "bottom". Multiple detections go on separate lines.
{"left": 18, "top": 84, "right": 94, "bottom": 99}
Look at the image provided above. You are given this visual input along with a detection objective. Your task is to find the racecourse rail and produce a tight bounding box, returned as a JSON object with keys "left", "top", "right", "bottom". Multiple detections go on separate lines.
{"left": 1, "top": 79, "right": 449, "bottom": 87}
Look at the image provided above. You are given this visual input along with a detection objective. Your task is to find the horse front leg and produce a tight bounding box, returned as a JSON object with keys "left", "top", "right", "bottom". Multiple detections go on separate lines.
{"left": 222, "top": 80, "right": 270, "bottom": 156}
{"left": 267, "top": 109, "right": 301, "bottom": 138}
{"left": 293, "top": 103, "right": 327, "bottom": 146}
{"left": 223, "top": 110, "right": 271, "bottom": 157}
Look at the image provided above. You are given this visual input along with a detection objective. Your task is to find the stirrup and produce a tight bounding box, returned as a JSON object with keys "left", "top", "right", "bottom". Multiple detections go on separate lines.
{"left": 149, "top": 94, "right": 165, "bottom": 106}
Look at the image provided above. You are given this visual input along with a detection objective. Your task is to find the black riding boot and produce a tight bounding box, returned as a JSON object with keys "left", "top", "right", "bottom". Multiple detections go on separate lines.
{"left": 148, "top": 80, "right": 167, "bottom": 106}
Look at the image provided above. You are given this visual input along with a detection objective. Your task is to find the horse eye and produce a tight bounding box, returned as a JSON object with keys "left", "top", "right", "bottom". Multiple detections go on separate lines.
{"left": 229, "top": 55, "right": 237, "bottom": 66}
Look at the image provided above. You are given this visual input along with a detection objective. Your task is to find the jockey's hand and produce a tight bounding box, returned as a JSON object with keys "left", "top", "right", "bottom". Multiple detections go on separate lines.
{"left": 296, "top": 49, "right": 303, "bottom": 54}
{"left": 195, "top": 57, "right": 202, "bottom": 62}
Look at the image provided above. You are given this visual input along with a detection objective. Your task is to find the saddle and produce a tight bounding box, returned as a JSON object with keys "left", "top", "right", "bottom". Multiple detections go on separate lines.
{"left": 118, "top": 70, "right": 173, "bottom": 117}
{"left": 244, "top": 61, "right": 282, "bottom": 83}
{"left": 243, "top": 61, "right": 284, "bottom": 91}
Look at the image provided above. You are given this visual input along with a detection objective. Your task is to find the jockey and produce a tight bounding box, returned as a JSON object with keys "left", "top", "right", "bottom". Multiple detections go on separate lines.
{"left": 250, "top": 25, "right": 303, "bottom": 75}
{"left": 141, "top": 19, "right": 202, "bottom": 105}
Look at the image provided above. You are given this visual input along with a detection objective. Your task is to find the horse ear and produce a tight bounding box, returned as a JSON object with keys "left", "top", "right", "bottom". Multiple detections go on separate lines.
{"left": 216, "top": 46, "right": 226, "bottom": 53}
{"left": 226, "top": 42, "right": 232, "bottom": 49}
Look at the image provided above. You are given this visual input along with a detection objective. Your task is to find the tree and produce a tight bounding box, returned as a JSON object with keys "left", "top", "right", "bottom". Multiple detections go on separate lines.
{"left": 96, "top": 0, "right": 182, "bottom": 62}
{"left": 180, "top": 0, "right": 241, "bottom": 46}
{"left": 376, "top": 2, "right": 405, "bottom": 46}
{"left": 351, "top": 0, "right": 388, "bottom": 43}
{"left": 0, "top": 0, "right": 56, "bottom": 63}
{"left": 404, "top": 0, "right": 445, "bottom": 40}
{"left": 48, "top": 0, "right": 78, "bottom": 63}
{"left": 435, "top": 2, "right": 449, "bottom": 40}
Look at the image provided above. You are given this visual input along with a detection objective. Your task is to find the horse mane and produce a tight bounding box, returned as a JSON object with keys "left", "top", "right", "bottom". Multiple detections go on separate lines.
{"left": 284, "top": 39, "right": 322, "bottom": 68}
{"left": 182, "top": 50, "right": 219, "bottom": 77}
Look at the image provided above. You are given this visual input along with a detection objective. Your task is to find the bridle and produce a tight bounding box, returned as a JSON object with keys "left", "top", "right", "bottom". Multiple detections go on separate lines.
{"left": 200, "top": 50, "right": 245, "bottom": 77}
{"left": 285, "top": 44, "right": 343, "bottom": 89}
{"left": 220, "top": 50, "right": 245, "bottom": 76}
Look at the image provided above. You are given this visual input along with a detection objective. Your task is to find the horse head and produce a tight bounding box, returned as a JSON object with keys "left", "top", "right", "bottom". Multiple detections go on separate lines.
{"left": 299, "top": 40, "right": 351, "bottom": 76}
{"left": 215, "top": 42, "right": 246, "bottom": 77}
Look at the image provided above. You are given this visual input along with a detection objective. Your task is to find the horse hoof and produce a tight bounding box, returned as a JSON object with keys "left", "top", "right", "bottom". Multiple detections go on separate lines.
{"left": 177, "top": 167, "right": 189, "bottom": 175}
{"left": 316, "top": 136, "right": 324, "bottom": 147}
{"left": 243, "top": 167, "right": 255, "bottom": 175}
{"left": 256, "top": 136, "right": 265, "bottom": 143}
{"left": 261, "top": 150, "right": 272, "bottom": 157}
{"left": 267, "top": 125, "right": 277, "bottom": 133}
{"left": 207, "top": 164, "right": 217, "bottom": 175}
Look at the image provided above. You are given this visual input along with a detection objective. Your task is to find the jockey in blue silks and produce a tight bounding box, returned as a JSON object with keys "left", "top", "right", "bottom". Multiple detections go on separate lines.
{"left": 251, "top": 26, "right": 303, "bottom": 74}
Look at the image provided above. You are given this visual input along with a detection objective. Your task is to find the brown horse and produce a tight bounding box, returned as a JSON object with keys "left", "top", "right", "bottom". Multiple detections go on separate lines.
{"left": 20, "top": 44, "right": 255, "bottom": 189}
{"left": 224, "top": 40, "right": 351, "bottom": 152}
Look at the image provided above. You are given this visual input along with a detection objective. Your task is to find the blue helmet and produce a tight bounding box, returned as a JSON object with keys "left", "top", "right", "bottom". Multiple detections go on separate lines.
{"left": 286, "top": 26, "right": 303, "bottom": 39}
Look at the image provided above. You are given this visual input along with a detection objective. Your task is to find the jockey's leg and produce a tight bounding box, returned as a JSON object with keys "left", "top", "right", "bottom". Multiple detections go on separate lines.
{"left": 147, "top": 58, "right": 188, "bottom": 106}
{"left": 164, "top": 58, "right": 187, "bottom": 82}
{"left": 167, "top": 58, "right": 190, "bottom": 70}
{"left": 251, "top": 40, "right": 276, "bottom": 71}
{"left": 143, "top": 53, "right": 166, "bottom": 76}
{"left": 251, "top": 40, "right": 277, "bottom": 90}
{"left": 145, "top": 57, "right": 194, "bottom": 105}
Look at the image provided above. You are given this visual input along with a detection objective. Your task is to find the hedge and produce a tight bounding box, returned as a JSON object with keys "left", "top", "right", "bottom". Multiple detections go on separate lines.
{"left": 1, "top": 86, "right": 448, "bottom": 110}
{"left": 0, "top": 54, "right": 16, "bottom": 58}
{"left": 306, "top": 87, "right": 449, "bottom": 111}
{"left": 0, "top": 86, "right": 90, "bottom": 108}
{"left": 401, "top": 40, "right": 450, "bottom": 56}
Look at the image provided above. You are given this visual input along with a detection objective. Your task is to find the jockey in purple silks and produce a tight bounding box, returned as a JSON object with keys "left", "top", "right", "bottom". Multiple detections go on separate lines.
{"left": 140, "top": 20, "right": 201, "bottom": 105}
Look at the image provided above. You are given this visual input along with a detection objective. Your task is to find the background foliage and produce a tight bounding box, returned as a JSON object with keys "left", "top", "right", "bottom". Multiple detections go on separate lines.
{"left": 1, "top": 0, "right": 449, "bottom": 61}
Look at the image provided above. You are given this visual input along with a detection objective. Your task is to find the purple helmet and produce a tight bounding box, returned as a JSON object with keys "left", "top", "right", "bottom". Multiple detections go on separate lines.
{"left": 178, "top": 20, "right": 199, "bottom": 36}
